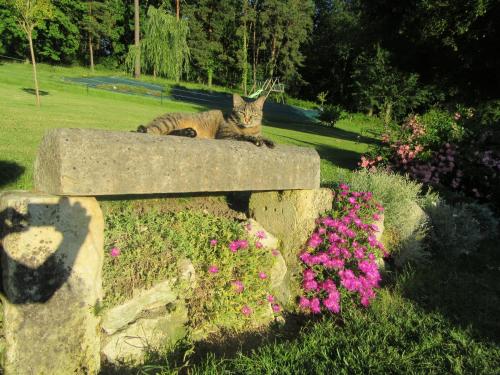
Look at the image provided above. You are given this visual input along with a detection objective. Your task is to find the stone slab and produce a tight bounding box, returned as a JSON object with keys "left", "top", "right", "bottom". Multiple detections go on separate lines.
{"left": 0, "top": 192, "right": 103, "bottom": 375}
{"left": 34, "top": 128, "right": 320, "bottom": 196}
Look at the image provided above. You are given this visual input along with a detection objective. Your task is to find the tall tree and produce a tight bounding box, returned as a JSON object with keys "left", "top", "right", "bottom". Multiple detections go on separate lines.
{"left": 82, "top": 0, "right": 119, "bottom": 72}
{"left": 11, "top": 0, "right": 53, "bottom": 106}
{"left": 133, "top": 0, "right": 140, "bottom": 78}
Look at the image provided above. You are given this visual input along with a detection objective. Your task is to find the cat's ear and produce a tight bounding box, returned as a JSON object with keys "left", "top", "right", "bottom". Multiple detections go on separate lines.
{"left": 254, "top": 95, "right": 266, "bottom": 109}
{"left": 233, "top": 93, "right": 245, "bottom": 107}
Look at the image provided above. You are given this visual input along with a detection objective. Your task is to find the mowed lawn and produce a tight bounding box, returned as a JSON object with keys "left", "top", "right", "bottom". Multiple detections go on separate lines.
{"left": 0, "top": 62, "right": 381, "bottom": 190}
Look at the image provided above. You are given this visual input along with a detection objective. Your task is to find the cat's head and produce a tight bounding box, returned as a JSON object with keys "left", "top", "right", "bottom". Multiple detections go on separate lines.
{"left": 231, "top": 93, "right": 266, "bottom": 128}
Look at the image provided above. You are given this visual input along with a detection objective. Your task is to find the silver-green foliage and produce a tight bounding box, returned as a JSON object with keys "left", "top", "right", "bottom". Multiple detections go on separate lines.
{"left": 344, "top": 170, "right": 433, "bottom": 265}
{"left": 426, "top": 202, "right": 498, "bottom": 256}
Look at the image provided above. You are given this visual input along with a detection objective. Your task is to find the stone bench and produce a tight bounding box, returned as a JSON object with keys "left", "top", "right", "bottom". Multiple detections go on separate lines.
{"left": 1, "top": 128, "right": 332, "bottom": 374}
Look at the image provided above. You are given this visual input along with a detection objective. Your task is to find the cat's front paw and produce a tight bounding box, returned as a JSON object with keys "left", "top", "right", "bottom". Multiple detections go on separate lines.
{"left": 137, "top": 125, "right": 147, "bottom": 133}
{"left": 183, "top": 127, "right": 197, "bottom": 138}
{"left": 263, "top": 138, "right": 275, "bottom": 148}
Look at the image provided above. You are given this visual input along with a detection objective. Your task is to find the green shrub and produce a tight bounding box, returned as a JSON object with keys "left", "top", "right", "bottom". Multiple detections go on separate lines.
{"left": 318, "top": 104, "right": 343, "bottom": 126}
{"left": 475, "top": 99, "right": 500, "bottom": 128}
{"left": 426, "top": 201, "right": 498, "bottom": 257}
{"left": 420, "top": 109, "right": 466, "bottom": 149}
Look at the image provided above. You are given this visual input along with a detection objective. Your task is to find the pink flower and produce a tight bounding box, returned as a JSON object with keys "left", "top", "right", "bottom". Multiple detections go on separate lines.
{"left": 232, "top": 280, "right": 244, "bottom": 293}
{"left": 258, "top": 272, "right": 268, "bottom": 279}
{"left": 109, "top": 247, "right": 121, "bottom": 257}
{"left": 255, "top": 241, "right": 263, "bottom": 249}
{"left": 229, "top": 241, "right": 239, "bottom": 252}
{"left": 241, "top": 305, "right": 252, "bottom": 316}
{"left": 272, "top": 304, "right": 281, "bottom": 313}
{"left": 308, "top": 233, "right": 323, "bottom": 248}
{"left": 245, "top": 223, "right": 252, "bottom": 231}
{"left": 238, "top": 239, "right": 249, "bottom": 249}
{"left": 272, "top": 249, "right": 280, "bottom": 256}
{"left": 255, "top": 230, "right": 266, "bottom": 239}
{"left": 303, "top": 269, "right": 316, "bottom": 281}
{"left": 303, "top": 279, "right": 318, "bottom": 291}
{"left": 339, "top": 183, "right": 349, "bottom": 191}
{"left": 208, "top": 265, "right": 219, "bottom": 273}
{"left": 210, "top": 239, "right": 218, "bottom": 246}
{"left": 310, "top": 297, "right": 321, "bottom": 314}
{"left": 299, "top": 297, "right": 310, "bottom": 309}
{"left": 267, "top": 295, "right": 275, "bottom": 303}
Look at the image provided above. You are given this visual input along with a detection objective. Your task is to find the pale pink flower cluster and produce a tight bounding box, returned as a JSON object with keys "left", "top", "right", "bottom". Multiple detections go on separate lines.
{"left": 299, "top": 184, "right": 384, "bottom": 314}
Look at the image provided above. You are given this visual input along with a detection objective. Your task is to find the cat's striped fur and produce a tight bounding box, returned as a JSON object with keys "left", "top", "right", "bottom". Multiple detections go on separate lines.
{"left": 137, "top": 94, "right": 274, "bottom": 148}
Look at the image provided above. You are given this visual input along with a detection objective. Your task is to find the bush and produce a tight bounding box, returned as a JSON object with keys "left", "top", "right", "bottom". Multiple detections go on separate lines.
{"left": 426, "top": 201, "right": 498, "bottom": 257}
{"left": 298, "top": 185, "right": 386, "bottom": 314}
{"left": 420, "top": 109, "right": 466, "bottom": 149}
{"left": 318, "top": 104, "right": 343, "bottom": 126}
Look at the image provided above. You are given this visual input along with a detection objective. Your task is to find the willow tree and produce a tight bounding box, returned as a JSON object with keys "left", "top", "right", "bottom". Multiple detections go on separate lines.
{"left": 11, "top": 0, "right": 53, "bottom": 107}
{"left": 141, "top": 6, "right": 189, "bottom": 82}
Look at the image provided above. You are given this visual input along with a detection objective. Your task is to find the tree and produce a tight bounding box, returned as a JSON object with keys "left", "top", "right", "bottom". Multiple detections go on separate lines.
{"left": 133, "top": 0, "right": 140, "bottom": 78}
{"left": 82, "top": 0, "right": 119, "bottom": 72}
{"left": 11, "top": 0, "right": 54, "bottom": 106}
{"left": 141, "top": 6, "right": 189, "bottom": 81}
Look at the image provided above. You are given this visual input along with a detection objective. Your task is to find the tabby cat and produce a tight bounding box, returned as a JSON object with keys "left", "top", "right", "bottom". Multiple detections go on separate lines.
{"left": 136, "top": 93, "right": 274, "bottom": 148}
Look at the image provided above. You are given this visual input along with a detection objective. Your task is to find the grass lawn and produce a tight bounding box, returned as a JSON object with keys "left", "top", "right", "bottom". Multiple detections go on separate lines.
{"left": 0, "top": 62, "right": 381, "bottom": 190}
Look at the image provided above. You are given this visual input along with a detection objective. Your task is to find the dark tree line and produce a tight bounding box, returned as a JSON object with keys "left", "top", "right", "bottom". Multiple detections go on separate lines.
{"left": 1, "top": 0, "right": 498, "bottom": 110}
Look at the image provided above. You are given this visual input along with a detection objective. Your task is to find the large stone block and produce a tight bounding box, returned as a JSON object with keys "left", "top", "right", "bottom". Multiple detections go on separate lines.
{"left": 249, "top": 189, "right": 333, "bottom": 304}
{"left": 0, "top": 192, "right": 103, "bottom": 375}
{"left": 34, "top": 128, "right": 320, "bottom": 196}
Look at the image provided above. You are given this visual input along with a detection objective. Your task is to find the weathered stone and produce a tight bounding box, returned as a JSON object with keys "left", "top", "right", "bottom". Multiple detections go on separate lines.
{"left": 249, "top": 189, "right": 333, "bottom": 304}
{"left": 101, "top": 302, "right": 188, "bottom": 365}
{"left": 102, "top": 279, "right": 178, "bottom": 335}
{"left": 0, "top": 192, "right": 103, "bottom": 375}
{"left": 34, "top": 128, "right": 320, "bottom": 196}
{"left": 245, "top": 219, "right": 289, "bottom": 303}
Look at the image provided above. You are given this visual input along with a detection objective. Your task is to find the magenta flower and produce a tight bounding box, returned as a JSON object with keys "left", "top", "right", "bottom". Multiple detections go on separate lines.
{"left": 255, "top": 241, "right": 263, "bottom": 249}
{"left": 255, "top": 230, "right": 266, "bottom": 239}
{"left": 267, "top": 294, "right": 275, "bottom": 303}
{"left": 241, "top": 305, "right": 252, "bottom": 316}
{"left": 109, "top": 247, "right": 121, "bottom": 257}
{"left": 229, "top": 241, "right": 239, "bottom": 252}
{"left": 232, "top": 280, "right": 244, "bottom": 293}
{"left": 238, "top": 239, "right": 249, "bottom": 249}
{"left": 210, "top": 239, "right": 218, "bottom": 246}
{"left": 310, "top": 298, "right": 321, "bottom": 314}
{"left": 299, "top": 297, "right": 310, "bottom": 309}
{"left": 308, "top": 233, "right": 323, "bottom": 248}
{"left": 272, "top": 304, "right": 281, "bottom": 313}
{"left": 208, "top": 265, "right": 219, "bottom": 274}
{"left": 258, "top": 272, "right": 268, "bottom": 279}
{"left": 303, "top": 269, "right": 316, "bottom": 281}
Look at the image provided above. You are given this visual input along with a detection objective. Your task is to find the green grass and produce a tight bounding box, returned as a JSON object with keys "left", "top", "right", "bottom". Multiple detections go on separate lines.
{"left": 0, "top": 62, "right": 381, "bottom": 191}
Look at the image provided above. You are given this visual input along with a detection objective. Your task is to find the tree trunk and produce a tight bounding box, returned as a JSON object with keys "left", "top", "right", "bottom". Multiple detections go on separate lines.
{"left": 269, "top": 36, "right": 276, "bottom": 78}
{"left": 207, "top": 68, "right": 213, "bottom": 88}
{"left": 89, "top": 34, "right": 94, "bottom": 73}
{"left": 28, "top": 30, "right": 40, "bottom": 107}
{"left": 384, "top": 102, "right": 392, "bottom": 125}
{"left": 134, "top": 0, "right": 140, "bottom": 78}
{"left": 241, "top": 19, "right": 248, "bottom": 95}
{"left": 252, "top": 21, "right": 257, "bottom": 91}
{"left": 176, "top": 0, "right": 180, "bottom": 21}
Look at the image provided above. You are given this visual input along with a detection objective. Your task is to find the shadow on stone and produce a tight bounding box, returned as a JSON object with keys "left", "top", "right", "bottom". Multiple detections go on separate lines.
{"left": 22, "top": 88, "right": 49, "bottom": 96}
{"left": 0, "top": 199, "right": 90, "bottom": 304}
{"left": 0, "top": 160, "right": 25, "bottom": 188}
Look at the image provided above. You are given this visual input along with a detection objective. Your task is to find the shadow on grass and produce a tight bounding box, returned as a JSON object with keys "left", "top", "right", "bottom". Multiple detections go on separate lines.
{"left": 268, "top": 132, "right": 367, "bottom": 169}
{"left": 22, "top": 88, "right": 49, "bottom": 96}
{"left": 396, "top": 240, "right": 500, "bottom": 344}
{"left": 99, "top": 313, "right": 316, "bottom": 375}
{"left": 0, "top": 160, "right": 25, "bottom": 188}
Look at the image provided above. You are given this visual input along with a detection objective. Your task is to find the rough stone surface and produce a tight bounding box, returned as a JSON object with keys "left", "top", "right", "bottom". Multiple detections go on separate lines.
{"left": 34, "top": 128, "right": 320, "bottom": 196}
{"left": 101, "top": 279, "right": 178, "bottom": 335}
{"left": 245, "top": 219, "right": 289, "bottom": 303}
{"left": 249, "top": 189, "right": 333, "bottom": 304}
{"left": 0, "top": 191, "right": 103, "bottom": 375}
{"left": 101, "top": 303, "right": 188, "bottom": 365}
